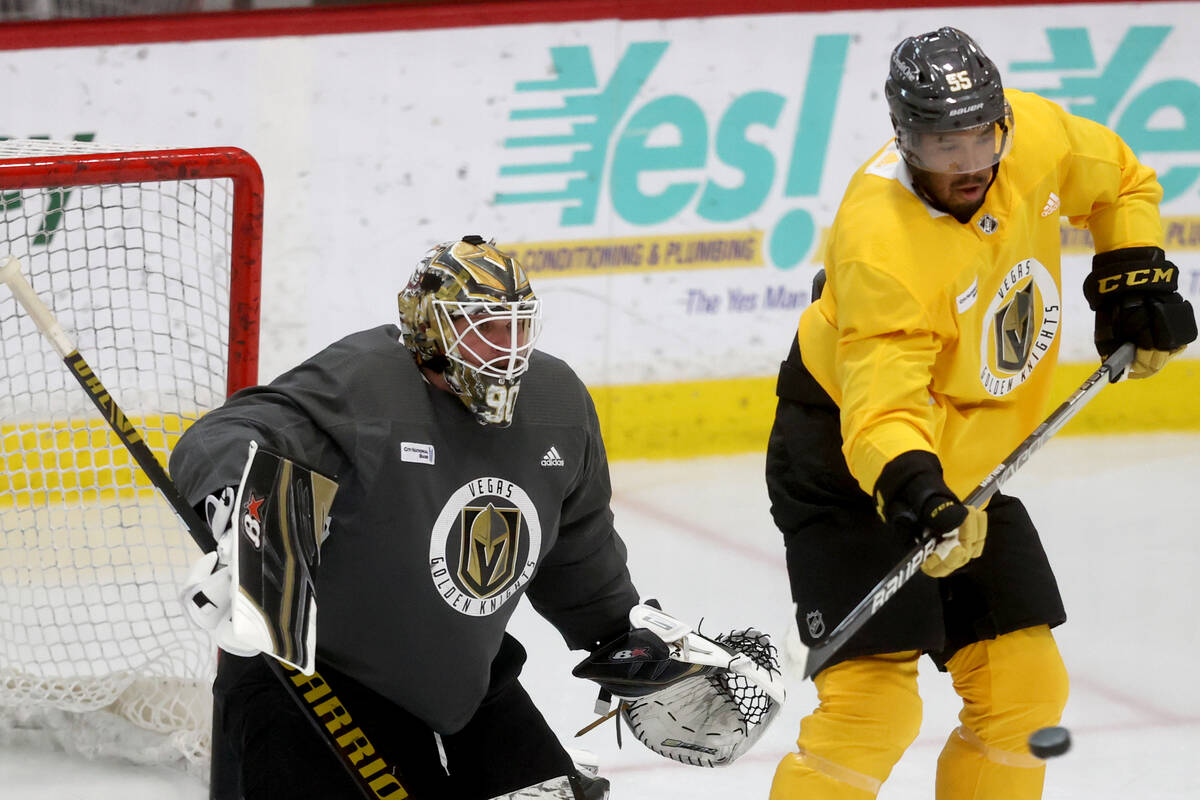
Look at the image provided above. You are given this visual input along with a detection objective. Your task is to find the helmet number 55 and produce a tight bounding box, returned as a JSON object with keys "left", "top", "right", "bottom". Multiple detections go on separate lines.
{"left": 946, "top": 70, "right": 973, "bottom": 91}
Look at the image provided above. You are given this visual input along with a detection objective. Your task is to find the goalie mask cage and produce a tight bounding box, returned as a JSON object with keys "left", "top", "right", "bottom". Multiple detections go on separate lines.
{"left": 0, "top": 139, "right": 262, "bottom": 773}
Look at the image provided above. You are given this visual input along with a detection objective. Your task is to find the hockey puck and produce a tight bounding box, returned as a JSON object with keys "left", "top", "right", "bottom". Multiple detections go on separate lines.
{"left": 1028, "top": 726, "right": 1071, "bottom": 759}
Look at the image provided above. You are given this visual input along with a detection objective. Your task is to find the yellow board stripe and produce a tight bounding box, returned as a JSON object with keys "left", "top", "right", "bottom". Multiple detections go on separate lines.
{"left": 591, "top": 358, "right": 1200, "bottom": 461}
{"left": 3, "top": 359, "right": 1195, "bottom": 507}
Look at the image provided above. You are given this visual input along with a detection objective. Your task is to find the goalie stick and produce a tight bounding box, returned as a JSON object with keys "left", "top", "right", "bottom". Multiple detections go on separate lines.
{"left": 801, "top": 341, "right": 1137, "bottom": 679}
{"left": 1, "top": 255, "right": 406, "bottom": 800}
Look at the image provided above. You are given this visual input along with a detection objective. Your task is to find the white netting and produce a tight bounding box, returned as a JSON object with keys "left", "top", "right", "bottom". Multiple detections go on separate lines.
{"left": 0, "top": 139, "right": 243, "bottom": 775}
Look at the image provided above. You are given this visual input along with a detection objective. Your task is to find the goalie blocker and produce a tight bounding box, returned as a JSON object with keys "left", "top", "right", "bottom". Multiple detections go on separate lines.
{"left": 183, "top": 441, "right": 337, "bottom": 675}
{"left": 573, "top": 603, "right": 785, "bottom": 767}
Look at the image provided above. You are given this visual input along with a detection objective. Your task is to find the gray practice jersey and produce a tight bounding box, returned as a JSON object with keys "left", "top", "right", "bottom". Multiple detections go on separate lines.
{"left": 169, "top": 324, "right": 639, "bottom": 733}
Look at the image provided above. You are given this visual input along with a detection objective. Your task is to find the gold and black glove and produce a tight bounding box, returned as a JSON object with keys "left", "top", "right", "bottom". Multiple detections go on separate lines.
{"left": 1084, "top": 246, "right": 1197, "bottom": 378}
{"left": 874, "top": 450, "right": 986, "bottom": 578}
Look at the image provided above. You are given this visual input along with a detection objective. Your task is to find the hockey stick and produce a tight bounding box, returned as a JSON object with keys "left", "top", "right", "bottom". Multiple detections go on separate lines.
{"left": 802, "top": 342, "right": 1137, "bottom": 679}
{"left": 1, "top": 255, "right": 407, "bottom": 799}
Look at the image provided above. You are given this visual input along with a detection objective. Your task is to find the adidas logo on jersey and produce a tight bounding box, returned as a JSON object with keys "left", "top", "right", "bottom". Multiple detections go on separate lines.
{"left": 541, "top": 446, "right": 565, "bottom": 467}
{"left": 1041, "top": 192, "right": 1060, "bottom": 218}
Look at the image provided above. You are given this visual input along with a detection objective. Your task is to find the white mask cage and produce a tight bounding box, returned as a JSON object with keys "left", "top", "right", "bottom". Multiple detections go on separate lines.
{"left": 431, "top": 298, "right": 543, "bottom": 382}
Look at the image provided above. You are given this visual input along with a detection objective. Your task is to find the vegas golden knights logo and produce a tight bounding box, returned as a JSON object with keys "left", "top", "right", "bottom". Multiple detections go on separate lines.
{"left": 979, "top": 259, "right": 1060, "bottom": 398}
{"left": 429, "top": 477, "right": 542, "bottom": 616}
{"left": 994, "top": 281, "right": 1034, "bottom": 372}
{"left": 459, "top": 503, "right": 521, "bottom": 598}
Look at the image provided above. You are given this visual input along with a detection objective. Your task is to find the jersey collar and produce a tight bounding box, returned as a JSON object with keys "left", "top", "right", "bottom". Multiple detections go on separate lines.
{"left": 865, "top": 141, "right": 949, "bottom": 220}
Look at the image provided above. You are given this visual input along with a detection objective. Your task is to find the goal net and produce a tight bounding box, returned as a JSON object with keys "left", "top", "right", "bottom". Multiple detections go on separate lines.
{"left": 0, "top": 139, "right": 262, "bottom": 774}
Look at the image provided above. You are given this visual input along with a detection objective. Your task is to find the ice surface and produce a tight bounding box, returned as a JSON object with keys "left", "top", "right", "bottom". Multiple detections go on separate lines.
{"left": 2, "top": 433, "right": 1197, "bottom": 799}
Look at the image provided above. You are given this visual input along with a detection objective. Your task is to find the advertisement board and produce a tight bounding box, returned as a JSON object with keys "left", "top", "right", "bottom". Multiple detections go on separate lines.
{"left": 1, "top": 2, "right": 1196, "bottom": 454}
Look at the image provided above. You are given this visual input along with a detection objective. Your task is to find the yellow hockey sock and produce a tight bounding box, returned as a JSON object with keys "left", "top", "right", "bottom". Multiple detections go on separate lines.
{"left": 770, "top": 651, "right": 921, "bottom": 799}
{"left": 935, "top": 626, "right": 1069, "bottom": 800}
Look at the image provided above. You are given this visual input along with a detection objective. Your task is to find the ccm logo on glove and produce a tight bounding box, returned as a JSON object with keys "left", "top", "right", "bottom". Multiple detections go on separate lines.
{"left": 1092, "top": 265, "right": 1175, "bottom": 296}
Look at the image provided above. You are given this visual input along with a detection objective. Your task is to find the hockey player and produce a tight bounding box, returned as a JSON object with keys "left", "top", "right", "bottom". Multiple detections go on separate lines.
{"left": 766, "top": 28, "right": 1195, "bottom": 800}
{"left": 171, "top": 236, "right": 637, "bottom": 799}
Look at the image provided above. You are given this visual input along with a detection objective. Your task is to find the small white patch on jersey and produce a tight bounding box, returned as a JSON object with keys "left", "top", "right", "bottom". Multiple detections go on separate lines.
{"left": 977, "top": 214, "right": 999, "bottom": 234}
{"left": 957, "top": 278, "right": 979, "bottom": 313}
{"left": 401, "top": 441, "right": 435, "bottom": 465}
{"left": 541, "top": 446, "right": 564, "bottom": 467}
{"left": 1041, "top": 191, "right": 1060, "bottom": 218}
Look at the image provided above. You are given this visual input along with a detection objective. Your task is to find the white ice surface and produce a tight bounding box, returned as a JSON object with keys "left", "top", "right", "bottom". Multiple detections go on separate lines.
{"left": 2, "top": 433, "right": 1197, "bottom": 798}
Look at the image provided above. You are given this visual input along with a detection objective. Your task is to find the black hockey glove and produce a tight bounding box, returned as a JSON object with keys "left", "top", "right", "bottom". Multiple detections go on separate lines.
{"left": 1084, "top": 246, "right": 1197, "bottom": 378}
{"left": 873, "top": 450, "right": 986, "bottom": 578}
{"left": 572, "top": 627, "right": 715, "bottom": 699}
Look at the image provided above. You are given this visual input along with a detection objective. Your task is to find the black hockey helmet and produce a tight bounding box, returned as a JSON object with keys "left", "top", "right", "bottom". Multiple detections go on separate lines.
{"left": 885, "top": 27, "right": 1013, "bottom": 174}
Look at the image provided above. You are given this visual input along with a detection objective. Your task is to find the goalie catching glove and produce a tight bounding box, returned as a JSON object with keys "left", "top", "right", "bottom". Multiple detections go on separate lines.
{"left": 572, "top": 603, "right": 785, "bottom": 767}
{"left": 180, "top": 441, "right": 337, "bottom": 674}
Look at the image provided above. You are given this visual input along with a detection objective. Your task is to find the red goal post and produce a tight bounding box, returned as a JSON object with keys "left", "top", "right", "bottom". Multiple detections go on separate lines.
{"left": 0, "top": 140, "right": 262, "bottom": 772}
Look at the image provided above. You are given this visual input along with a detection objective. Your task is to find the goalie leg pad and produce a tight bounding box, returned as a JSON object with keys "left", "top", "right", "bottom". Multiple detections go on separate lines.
{"left": 771, "top": 650, "right": 921, "bottom": 798}
{"left": 935, "top": 626, "right": 1066, "bottom": 799}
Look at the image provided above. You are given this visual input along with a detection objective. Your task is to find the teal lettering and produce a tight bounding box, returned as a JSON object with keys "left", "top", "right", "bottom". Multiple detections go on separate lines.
{"left": 1009, "top": 28, "right": 1096, "bottom": 71}
{"left": 1116, "top": 79, "right": 1200, "bottom": 202}
{"left": 611, "top": 95, "right": 706, "bottom": 225}
{"left": 697, "top": 91, "right": 784, "bottom": 222}
{"left": 783, "top": 34, "right": 849, "bottom": 197}
{"left": 1011, "top": 26, "right": 1169, "bottom": 123}
{"left": 1010, "top": 26, "right": 1200, "bottom": 202}
{"left": 497, "top": 36, "right": 853, "bottom": 268}
{"left": 496, "top": 43, "right": 668, "bottom": 225}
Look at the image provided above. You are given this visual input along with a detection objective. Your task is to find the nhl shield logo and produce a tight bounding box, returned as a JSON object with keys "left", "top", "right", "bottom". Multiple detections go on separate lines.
{"left": 806, "top": 610, "right": 826, "bottom": 639}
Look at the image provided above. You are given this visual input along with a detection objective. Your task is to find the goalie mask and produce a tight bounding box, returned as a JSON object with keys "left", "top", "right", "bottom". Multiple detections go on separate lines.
{"left": 398, "top": 235, "right": 542, "bottom": 426}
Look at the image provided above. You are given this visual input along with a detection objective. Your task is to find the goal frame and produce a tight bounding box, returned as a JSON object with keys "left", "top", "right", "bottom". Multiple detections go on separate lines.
{"left": 0, "top": 142, "right": 264, "bottom": 772}
{"left": 0, "top": 145, "right": 263, "bottom": 395}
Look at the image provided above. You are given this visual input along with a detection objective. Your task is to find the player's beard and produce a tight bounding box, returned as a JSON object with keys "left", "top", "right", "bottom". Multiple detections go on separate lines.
{"left": 910, "top": 165, "right": 997, "bottom": 224}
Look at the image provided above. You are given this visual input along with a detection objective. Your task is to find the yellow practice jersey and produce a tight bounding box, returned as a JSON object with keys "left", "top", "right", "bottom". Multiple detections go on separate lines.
{"left": 798, "top": 88, "right": 1163, "bottom": 498}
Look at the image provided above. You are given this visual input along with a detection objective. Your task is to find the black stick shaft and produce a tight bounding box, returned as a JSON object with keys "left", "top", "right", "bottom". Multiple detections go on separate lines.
{"left": 62, "top": 351, "right": 216, "bottom": 554}
{"left": 803, "top": 343, "right": 1135, "bottom": 679}
{"left": 3, "top": 256, "right": 407, "bottom": 799}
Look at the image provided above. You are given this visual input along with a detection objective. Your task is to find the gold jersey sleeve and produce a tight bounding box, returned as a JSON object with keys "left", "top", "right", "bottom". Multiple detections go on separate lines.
{"left": 798, "top": 89, "right": 1163, "bottom": 498}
